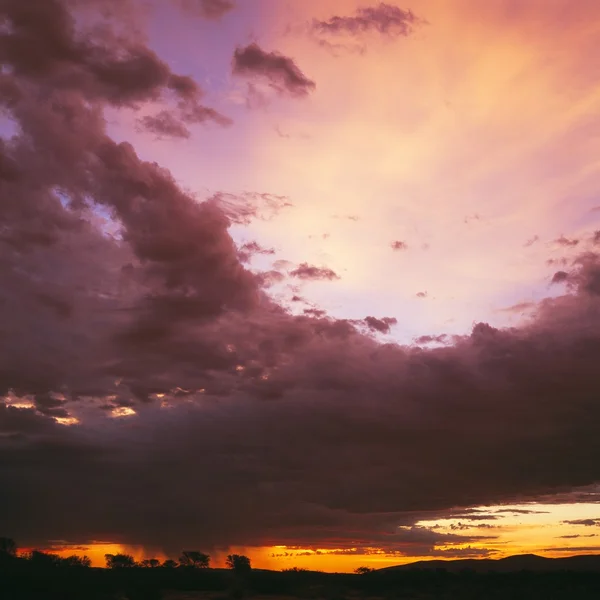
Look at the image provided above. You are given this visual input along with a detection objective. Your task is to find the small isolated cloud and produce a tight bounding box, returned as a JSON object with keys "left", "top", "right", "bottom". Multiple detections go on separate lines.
{"left": 332, "top": 214, "right": 360, "bottom": 221}
{"left": 562, "top": 518, "right": 600, "bottom": 527}
{"left": 554, "top": 235, "right": 580, "bottom": 247}
{"left": 137, "top": 111, "right": 191, "bottom": 139}
{"left": 391, "top": 240, "right": 408, "bottom": 251}
{"left": 177, "top": 0, "right": 235, "bottom": 19}
{"left": 290, "top": 263, "right": 340, "bottom": 281}
{"left": 416, "top": 291, "right": 428, "bottom": 298}
{"left": 557, "top": 534, "right": 597, "bottom": 539}
{"left": 464, "top": 213, "right": 481, "bottom": 224}
{"left": 364, "top": 316, "right": 397, "bottom": 334}
{"left": 232, "top": 43, "right": 316, "bottom": 97}
{"left": 312, "top": 3, "right": 422, "bottom": 37}
{"left": 524, "top": 235, "right": 539, "bottom": 247}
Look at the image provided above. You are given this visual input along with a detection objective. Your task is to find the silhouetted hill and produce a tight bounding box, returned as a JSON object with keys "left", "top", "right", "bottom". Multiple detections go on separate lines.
{"left": 379, "top": 553, "right": 600, "bottom": 573}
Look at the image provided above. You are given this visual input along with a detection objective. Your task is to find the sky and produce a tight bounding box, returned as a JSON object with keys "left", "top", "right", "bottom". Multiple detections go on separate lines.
{"left": 1, "top": 0, "right": 600, "bottom": 572}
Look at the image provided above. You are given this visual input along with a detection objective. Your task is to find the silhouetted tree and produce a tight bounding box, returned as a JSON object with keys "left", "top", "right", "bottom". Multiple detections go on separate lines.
{"left": 226, "top": 554, "right": 251, "bottom": 573}
{"left": 355, "top": 566, "right": 374, "bottom": 575}
{"left": 61, "top": 554, "right": 92, "bottom": 568}
{"left": 0, "top": 537, "right": 17, "bottom": 557}
{"left": 105, "top": 553, "right": 137, "bottom": 568}
{"left": 27, "top": 550, "right": 61, "bottom": 567}
{"left": 140, "top": 558, "right": 161, "bottom": 568}
{"left": 162, "top": 559, "right": 178, "bottom": 568}
{"left": 179, "top": 550, "right": 210, "bottom": 568}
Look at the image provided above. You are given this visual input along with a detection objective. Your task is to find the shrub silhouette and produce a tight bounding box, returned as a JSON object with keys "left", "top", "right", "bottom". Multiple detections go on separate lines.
{"left": 105, "top": 553, "right": 137, "bottom": 568}
{"left": 140, "top": 558, "right": 161, "bottom": 568}
{"left": 61, "top": 554, "right": 92, "bottom": 568}
{"left": 26, "top": 550, "right": 61, "bottom": 567}
{"left": 0, "top": 537, "right": 17, "bottom": 557}
{"left": 226, "top": 554, "right": 252, "bottom": 573}
{"left": 179, "top": 550, "right": 210, "bottom": 568}
{"left": 162, "top": 558, "right": 178, "bottom": 568}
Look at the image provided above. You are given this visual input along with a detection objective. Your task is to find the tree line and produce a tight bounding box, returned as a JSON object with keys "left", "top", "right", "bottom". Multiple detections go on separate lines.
{"left": 1, "top": 537, "right": 251, "bottom": 572}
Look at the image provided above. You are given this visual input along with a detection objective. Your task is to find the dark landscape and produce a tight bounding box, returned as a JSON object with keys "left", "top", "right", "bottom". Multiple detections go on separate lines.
{"left": 2, "top": 541, "right": 600, "bottom": 599}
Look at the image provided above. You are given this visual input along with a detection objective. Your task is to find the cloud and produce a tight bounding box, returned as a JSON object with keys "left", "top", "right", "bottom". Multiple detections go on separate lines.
{"left": 0, "top": 0, "right": 229, "bottom": 123}
{"left": 238, "top": 241, "right": 276, "bottom": 263}
{"left": 554, "top": 235, "right": 580, "bottom": 247}
{"left": 542, "top": 546, "right": 600, "bottom": 553}
{"left": 416, "top": 291, "right": 428, "bottom": 298}
{"left": 557, "top": 534, "right": 597, "bottom": 539}
{"left": 177, "top": 0, "right": 235, "bottom": 19}
{"left": 332, "top": 214, "right": 360, "bottom": 221}
{"left": 497, "top": 302, "right": 535, "bottom": 314}
{"left": 137, "top": 111, "right": 191, "bottom": 139}
{"left": 232, "top": 43, "right": 316, "bottom": 97}
{"left": 551, "top": 270, "right": 569, "bottom": 284}
{"left": 562, "top": 519, "right": 600, "bottom": 527}
{"left": 493, "top": 508, "right": 549, "bottom": 515}
{"left": 414, "top": 334, "right": 447, "bottom": 344}
{"left": 304, "top": 308, "right": 327, "bottom": 318}
{"left": 391, "top": 240, "right": 408, "bottom": 251}
{"left": 5, "top": 0, "right": 600, "bottom": 559}
{"left": 312, "top": 3, "right": 422, "bottom": 37}
{"left": 209, "top": 192, "right": 293, "bottom": 224}
{"left": 289, "top": 263, "right": 340, "bottom": 280}
{"left": 524, "top": 235, "right": 540, "bottom": 247}
{"left": 364, "top": 316, "right": 397, "bottom": 334}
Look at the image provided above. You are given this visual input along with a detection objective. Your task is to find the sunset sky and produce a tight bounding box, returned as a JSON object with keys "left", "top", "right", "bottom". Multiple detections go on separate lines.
{"left": 2, "top": 0, "right": 600, "bottom": 572}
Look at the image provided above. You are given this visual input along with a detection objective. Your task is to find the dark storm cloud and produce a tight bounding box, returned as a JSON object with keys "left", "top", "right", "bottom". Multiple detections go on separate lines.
{"left": 364, "top": 316, "right": 397, "bottom": 334}
{"left": 312, "top": 3, "right": 421, "bottom": 37}
{"left": 4, "top": 0, "right": 600, "bottom": 559}
{"left": 232, "top": 43, "right": 316, "bottom": 97}
{"left": 289, "top": 263, "right": 340, "bottom": 281}
{"left": 0, "top": 0, "right": 229, "bottom": 124}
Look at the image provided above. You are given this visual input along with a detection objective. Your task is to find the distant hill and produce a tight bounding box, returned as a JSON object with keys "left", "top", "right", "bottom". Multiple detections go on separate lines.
{"left": 379, "top": 553, "right": 600, "bottom": 573}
